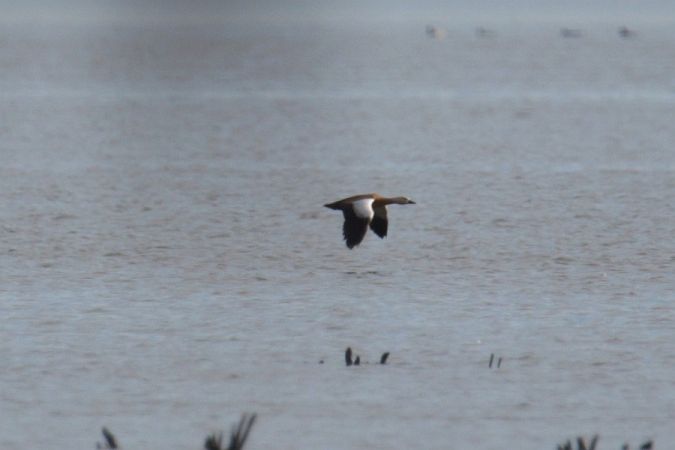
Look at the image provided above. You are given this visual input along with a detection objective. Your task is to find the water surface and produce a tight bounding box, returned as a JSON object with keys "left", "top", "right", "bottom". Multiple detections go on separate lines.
{"left": 1, "top": 17, "right": 674, "bottom": 450}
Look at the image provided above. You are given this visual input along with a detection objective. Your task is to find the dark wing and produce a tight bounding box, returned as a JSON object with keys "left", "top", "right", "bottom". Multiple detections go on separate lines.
{"left": 369, "top": 205, "right": 388, "bottom": 238}
{"left": 342, "top": 208, "right": 369, "bottom": 249}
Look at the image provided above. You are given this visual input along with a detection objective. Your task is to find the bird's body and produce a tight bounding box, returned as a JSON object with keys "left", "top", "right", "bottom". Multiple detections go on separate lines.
{"left": 324, "top": 193, "right": 415, "bottom": 248}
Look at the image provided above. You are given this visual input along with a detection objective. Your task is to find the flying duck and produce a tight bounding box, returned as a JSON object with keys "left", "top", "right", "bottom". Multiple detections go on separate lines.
{"left": 324, "top": 193, "right": 416, "bottom": 249}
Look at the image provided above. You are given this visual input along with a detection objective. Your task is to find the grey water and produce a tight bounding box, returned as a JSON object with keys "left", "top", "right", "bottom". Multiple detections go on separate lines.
{"left": 1, "top": 9, "right": 675, "bottom": 450}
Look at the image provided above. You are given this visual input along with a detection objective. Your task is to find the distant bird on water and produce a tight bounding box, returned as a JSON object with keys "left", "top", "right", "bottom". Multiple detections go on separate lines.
{"left": 324, "top": 193, "right": 416, "bottom": 249}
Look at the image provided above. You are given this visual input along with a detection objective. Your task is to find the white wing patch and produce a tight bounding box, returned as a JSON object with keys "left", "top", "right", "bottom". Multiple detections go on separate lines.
{"left": 352, "top": 198, "right": 375, "bottom": 220}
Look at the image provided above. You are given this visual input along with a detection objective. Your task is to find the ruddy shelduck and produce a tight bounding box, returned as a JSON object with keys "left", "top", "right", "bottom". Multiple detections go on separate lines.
{"left": 324, "top": 193, "right": 416, "bottom": 249}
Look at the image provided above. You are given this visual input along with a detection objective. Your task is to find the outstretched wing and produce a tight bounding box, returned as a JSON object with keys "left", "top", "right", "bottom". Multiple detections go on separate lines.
{"left": 342, "top": 208, "right": 369, "bottom": 249}
{"left": 369, "top": 205, "right": 388, "bottom": 238}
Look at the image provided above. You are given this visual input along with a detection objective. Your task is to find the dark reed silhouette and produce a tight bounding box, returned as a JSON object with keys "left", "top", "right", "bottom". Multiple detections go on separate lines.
{"left": 579, "top": 435, "right": 599, "bottom": 450}
{"left": 205, "top": 414, "right": 257, "bottom": 450}
{"left": 95, "top": 427, "right": 118, "bottom": 449}
{"left": 557, "top": 435, "right": 598, "bottom": 450}
{"left": 94, "top": 416, "right": 652, "bottom": 450}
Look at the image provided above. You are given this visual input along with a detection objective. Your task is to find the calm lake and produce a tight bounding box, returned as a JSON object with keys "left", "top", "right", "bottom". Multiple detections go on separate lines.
{"left": 2, "top": 11, "right": 674, "bottom": 450}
